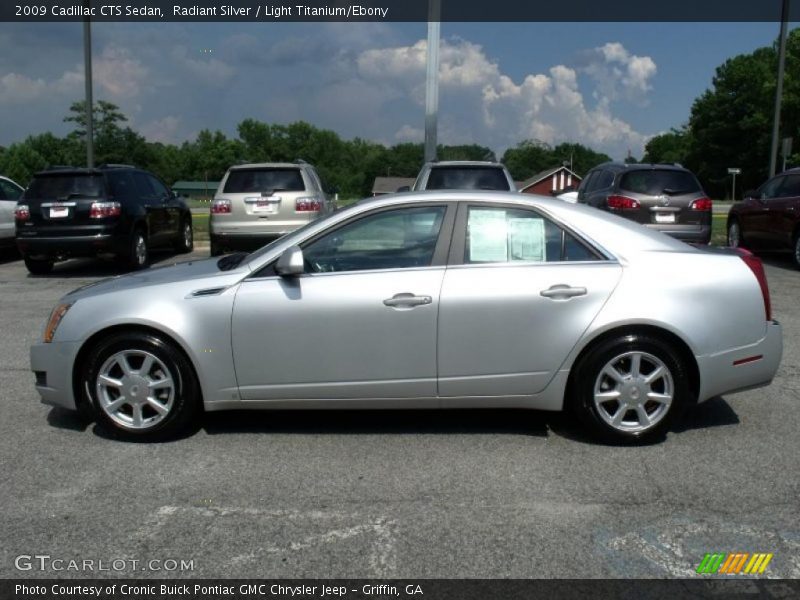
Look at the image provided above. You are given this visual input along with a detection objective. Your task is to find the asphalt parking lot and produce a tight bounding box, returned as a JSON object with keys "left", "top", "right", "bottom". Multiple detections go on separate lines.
{"left": 1, "top": 247, "right": 799, "bottom": 579}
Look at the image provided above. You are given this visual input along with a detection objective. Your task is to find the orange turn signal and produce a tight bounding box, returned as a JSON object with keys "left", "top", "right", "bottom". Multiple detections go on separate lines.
{"left": 43, "top": 303, "right": 72, "bottom": 343}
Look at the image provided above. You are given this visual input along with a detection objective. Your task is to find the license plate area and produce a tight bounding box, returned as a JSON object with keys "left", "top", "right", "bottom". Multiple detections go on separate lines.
{"left": 654, "top": 212, "right": 676, "bottom": 224}
{"left": 247, "top": 196, "right": 280, "bottom": 214}
{"left": 49, "top": 206, "right": 69, "bottom": 218}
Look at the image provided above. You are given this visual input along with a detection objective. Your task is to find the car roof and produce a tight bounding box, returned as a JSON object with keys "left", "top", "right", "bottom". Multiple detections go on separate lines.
{"left": 424, "top": 161, "right": 506, "bottom": 168}
{"left": 228, "top": 162, "right": 308, "bottom": 170}
{"left": 594, "top": 162, "right": 690, "bottom": 173}
{"left": 32, "top": 166, "right": 139, "bottom": 176}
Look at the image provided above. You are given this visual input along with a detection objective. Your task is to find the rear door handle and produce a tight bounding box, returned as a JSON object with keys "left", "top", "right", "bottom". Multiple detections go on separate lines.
{"left": 540, "top": 285, "right": 587, "bottom": 300}
{"left": 383, "top": 293, "right": 433, "bottom": 308}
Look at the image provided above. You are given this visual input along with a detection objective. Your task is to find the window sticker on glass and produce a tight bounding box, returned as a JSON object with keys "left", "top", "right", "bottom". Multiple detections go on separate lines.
{"left": 469, "top": 209, "right": 508, "bottom": 262}
{"left": 509, "top": 217, "right": 545, "bottom": 262}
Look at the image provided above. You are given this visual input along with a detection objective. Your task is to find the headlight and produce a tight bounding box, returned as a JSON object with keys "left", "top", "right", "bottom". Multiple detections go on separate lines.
{"left": 43, "top": 302, "right": 73, "bottom": 343}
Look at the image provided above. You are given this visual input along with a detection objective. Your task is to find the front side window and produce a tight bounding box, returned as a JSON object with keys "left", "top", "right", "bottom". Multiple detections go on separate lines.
{"left": 759, "top": 176, "right": 785, "bottom": 200}
{"left": 777, "top": 175, "right": 800, "bottom": 198}
{"left": 303, "top": 205, "right": 447, "bottom": 273}
{"left": 465, "top": 206, "right": 598, "bottom": 264}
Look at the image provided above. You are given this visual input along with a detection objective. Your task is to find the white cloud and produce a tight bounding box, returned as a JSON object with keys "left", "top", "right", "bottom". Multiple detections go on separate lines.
{"left": 140, "top": 115, "right": 182, "bottom": 143}
{"left": 93, "top": 45, "right": 149, "bottom": 98}
{"left": 0, "top": 73, "right": 47, "bottom": 103}
{"left": 395, "top": 124, "right": 423, "bottom": 142}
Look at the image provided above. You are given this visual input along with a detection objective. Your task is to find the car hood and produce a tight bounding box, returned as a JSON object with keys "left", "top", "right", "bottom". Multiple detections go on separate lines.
{"left": 63, "top": 258, "right": 249, "bottom": 301}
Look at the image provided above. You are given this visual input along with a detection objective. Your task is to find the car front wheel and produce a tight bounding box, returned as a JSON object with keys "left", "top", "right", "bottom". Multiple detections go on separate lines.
{"left": 727, "top": 220, "right": 743, "bottom": 248}
{"left": 569, "top": 334, "right": 690, "bottom": 443}
{"left": 81, "top": 331, "right": 199, "bottom": 441}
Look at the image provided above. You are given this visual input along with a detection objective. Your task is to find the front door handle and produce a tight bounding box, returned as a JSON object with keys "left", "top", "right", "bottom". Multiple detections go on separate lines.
{"left": 540, "top": 285, "right": 587, "bottom": 300}
{"left": 383, "top": 293, "right": 432, "bottom": 308}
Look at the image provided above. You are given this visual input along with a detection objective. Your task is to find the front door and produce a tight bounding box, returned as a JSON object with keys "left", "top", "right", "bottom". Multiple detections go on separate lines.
{"left": 231, "top": 203, "right": 454, "bottom": 401}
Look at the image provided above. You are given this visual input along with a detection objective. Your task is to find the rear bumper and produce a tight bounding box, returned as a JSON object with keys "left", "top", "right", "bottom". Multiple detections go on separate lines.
{"left": 16, "top": 233, "right": 127, "bottom": 259}
{"left": 696, "top": 320, "right": 783, "bottom": 401}
{"left": 644, "top": 223, "right": 711, "bottom": 244}
{"left": 30, "top": 340, "right": 81, "bottom": 411}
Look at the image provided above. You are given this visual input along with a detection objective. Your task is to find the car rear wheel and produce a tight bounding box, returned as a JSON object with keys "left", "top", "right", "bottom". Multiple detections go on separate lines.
{"left": 174, "top": 219, "right": 194, "bottom": 253}
{"left": 23, "top": 256, "right": 54, "bottom": 275}
{"left": 569, "top": 334, "right": 690, "bottom": 443}
{"left": 727, "top": 220, "right": 743, "bottom": 248}
{"left": 81, "top": 331, "right": 199, "bottom": 441}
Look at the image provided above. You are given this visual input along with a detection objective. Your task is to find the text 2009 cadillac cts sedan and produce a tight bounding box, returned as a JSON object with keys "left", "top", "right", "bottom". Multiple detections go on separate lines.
{"left": 30, "top": 192, "right": 782, "bottom": 443}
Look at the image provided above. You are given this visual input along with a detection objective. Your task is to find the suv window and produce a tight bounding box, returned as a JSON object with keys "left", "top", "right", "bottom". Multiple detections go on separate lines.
{"left": 778, "top": 175, "right": 800, "bottom": 198}
{"left": 107, "top": 171, "right": 136, "bottom": 200}
{"left": 759, "top": 176, "right": 785, "bottom": 199}
{"left": 466, "top": 206, "right": 598, "bottom": 263}
{"left": 132, "top": 171, "right": 157, "bottom": 199}
{"left": 24, "top": 173, "right": 104, "bottom": 199}
{"left": 595, "top": 170, "right": 614, "bottom": 189}
{"left": 303, "top": 206, "right": 446, "bottom": 273}
{"left": 426, "top": 167, "right": 510, "bottom": 191}
{"left": 0, "top": 180, "right": 22, "bottom": 200}
{"left": 620, "top": 170, "right": 700, "bottom": 195}
{"left": 147, "top": 174, "right": 170, "bottom": 199}
{"left": 224, "top": 168, "right": 305, "bottom": 193}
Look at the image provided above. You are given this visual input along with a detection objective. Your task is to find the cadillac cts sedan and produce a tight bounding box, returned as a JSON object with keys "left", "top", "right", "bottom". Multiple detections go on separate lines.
{"left": 31, "top": 192, "right": 782, "bottom": 443}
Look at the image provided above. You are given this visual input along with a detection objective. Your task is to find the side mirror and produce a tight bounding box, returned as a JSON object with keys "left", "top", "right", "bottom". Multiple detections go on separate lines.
{"left": 396, "top": 185, "right": 411, "bottom": 193}
{"left": 275, "top": 246, "right": 305, "bottom": 277}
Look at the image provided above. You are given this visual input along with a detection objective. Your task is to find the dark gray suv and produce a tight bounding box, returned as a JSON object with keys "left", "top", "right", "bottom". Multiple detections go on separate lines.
{"left": 577, "top": 163, "right": 711, "bottom": 244}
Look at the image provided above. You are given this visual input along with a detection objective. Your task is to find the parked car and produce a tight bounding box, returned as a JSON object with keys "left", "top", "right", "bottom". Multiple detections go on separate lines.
{"left": 407, "top": 161, "right": 516, "bottom": 192}
{"left": 0, "top": 175, "right": 25, "bottom": 250}
{"left": 15, "top": 165, "right": 193, "bottom": 274}
{"left": 727, "top": 168, "right": 800, "bottom": 268}
{"left": 210, "top": 160, "right": 334, "bottom": 256}
{"left": 577, "top": 163, "right": 712, "bottom": 244}
{"left": 30, "top": 192, "right": 781, "bottom": 443}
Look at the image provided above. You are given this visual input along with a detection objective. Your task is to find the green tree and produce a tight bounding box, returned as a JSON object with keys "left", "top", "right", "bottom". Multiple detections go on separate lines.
{"left": 642, "top": 128, "right": 690, "bottom": 165}
{"left": 0, "top": 142, "right": 47, "bottom": 185}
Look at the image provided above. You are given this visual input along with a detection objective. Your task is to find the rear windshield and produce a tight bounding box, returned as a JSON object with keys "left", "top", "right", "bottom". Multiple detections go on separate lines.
{"left": 223, "top": 168, "right": 305, "bottom": 193}
{"left": 425, "top": 166, "right": 510, "bottom": 191}
{"left": 25, "top": 174, "right": 105, "bottom": 200}
{"left": 620, "top": 170, "right": 701, "bottom": 195}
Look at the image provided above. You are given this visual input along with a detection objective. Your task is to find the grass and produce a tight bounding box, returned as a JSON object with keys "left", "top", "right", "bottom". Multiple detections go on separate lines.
{"left": 192, "top": 213, "right": 209, "bottom": 242}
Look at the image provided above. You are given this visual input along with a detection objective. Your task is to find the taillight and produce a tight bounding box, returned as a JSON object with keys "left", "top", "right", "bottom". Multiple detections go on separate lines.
{"left": 15, "top": 204, "right": 30, "bottom": 221}
{"left": 296, "top": 197, "right": 322, "bottom": 212}
{"left": 607, "top": 195, "right": 640, "bottom": 210}
{"left": 89, "top": 201, "right": 121, "bottom": 218}
{"left": 691, "top": 197, "right": 713, "bottom": 211}
{"left": 211, "top": 199, "right": 231, "bottom": 214}
{"left": 735, "top": 248, "right": 772, "bottom": 321}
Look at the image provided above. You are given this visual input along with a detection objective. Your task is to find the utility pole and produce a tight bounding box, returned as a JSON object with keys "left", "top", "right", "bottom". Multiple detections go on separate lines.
{"left": 769, "top": 0, "right": 790, "bottom": 177}
{"left": 424, "top": 0, "right": 441, "bottom": 164}
{"left": 83, "top": 0, "right": 94, "bottom": 168}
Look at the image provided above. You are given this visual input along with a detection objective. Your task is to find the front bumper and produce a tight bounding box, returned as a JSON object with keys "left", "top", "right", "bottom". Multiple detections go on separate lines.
{"left": 696, "top": 320, "right": 783, "bottom": 401}
{"left": 30, "top": 340, "right": 82, "bottom": 410}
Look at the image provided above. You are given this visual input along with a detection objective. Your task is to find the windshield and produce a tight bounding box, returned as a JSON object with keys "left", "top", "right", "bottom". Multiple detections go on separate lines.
{"left": 619, "top": 170, "right": 701, "bottom": 195}
{"left": 223, "top": 168, "right": 305, "bottom": 193}
{"left": 25, "top": 174, "right": 105, "bottom": 199}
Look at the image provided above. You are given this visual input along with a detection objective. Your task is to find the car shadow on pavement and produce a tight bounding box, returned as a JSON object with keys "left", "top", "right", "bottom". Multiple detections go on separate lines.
{"left": 46, "top": 407, "right": 93, "bottom": 432}
{"left": 201, "top": 409, "right": 550, "bottom": 438}
{"left": 758, "top": 252, "right": 797, "bottom": 272}
{"left": 673, "top": 396, "right": 740, "bottom": 432}
{"left": 23, "top": 252, "right": 201, "bottom": 279}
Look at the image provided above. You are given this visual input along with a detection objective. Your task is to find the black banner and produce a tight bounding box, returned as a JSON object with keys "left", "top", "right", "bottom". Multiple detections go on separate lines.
{"left": 3, "top": 580, "right": 800, "bottom": 600}
{"left": 2, "top": 0, "right": 800, "bottom": 23}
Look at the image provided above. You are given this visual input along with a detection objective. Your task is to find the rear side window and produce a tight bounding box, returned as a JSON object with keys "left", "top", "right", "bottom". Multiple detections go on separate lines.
{"left": 465, "top": 206, "right": 598, "bottom": 264}
{"left": 426, "top": 167, "right": 510, "bottom": 191}
{"left": 224, "top": 169, "right": 305, "bottom": 193}
{"left": 620, "top": 170, "right": 701, "bottom": 195}
{"left": 25, "top": 174, "right": 105, "bottom": 199}
{"left": 107, "top": 171, "right": 136, "bottom": 200}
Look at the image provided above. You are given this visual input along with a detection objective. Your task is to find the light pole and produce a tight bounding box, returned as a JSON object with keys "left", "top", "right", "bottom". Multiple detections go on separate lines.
{"left": 769, "top": 0, "right": 790, "bottom": 177}
{"left": 424, "top": 0, "right": 441, "bottom": 164}
{"left": 83, "top": 0, "right": 94, "bottom": 168}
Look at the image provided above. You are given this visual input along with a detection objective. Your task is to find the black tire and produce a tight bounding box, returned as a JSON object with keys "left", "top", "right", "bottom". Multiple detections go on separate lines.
{"left": 568, "top": 333, "right": 690, "bottom": 443}
{"left": 81, "top": 331, "right": 200, "bottom": 441}
{"left": 24, "top": 255, "right": 54, "bottom": 275}
{"left": 123, "top": 228, "right": 148, "bottom": 270}
{"left": 727, "top": 218, "right": 744, "bottom": 249}
{"left": 174, "top": 218, "right": 194, "bottom": 254}
{"left": 210, "top": 235, "right": 224, "bottom": 257}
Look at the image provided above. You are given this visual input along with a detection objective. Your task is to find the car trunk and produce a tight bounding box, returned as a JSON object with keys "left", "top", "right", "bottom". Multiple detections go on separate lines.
{"left": 219, "top": 167, "right": 311, "bottom": 222}
{"left": 618, "top": 169, "right": 707, "bottom": 227}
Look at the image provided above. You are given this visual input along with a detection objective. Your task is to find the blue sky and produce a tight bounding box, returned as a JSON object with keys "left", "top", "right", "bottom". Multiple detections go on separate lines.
{"left": 0, "top": 21, "right": 792, "bottom": 160}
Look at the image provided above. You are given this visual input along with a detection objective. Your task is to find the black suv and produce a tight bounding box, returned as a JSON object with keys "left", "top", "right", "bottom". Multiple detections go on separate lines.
{"left": 577, "top": 162, "right": 711, "bottom": 244}
{"left": 15, "top": 165, "right": 193, "bottom": 274}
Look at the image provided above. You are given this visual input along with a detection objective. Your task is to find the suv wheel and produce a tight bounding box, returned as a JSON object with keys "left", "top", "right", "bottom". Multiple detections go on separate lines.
{"left": 727, "top": 219, "right": 743, "bottom": 248}
{"left": 569, "top": 334, "right": 690, "bottom": 443}
{"left": 24, "top": 256, "right": 54, "bottom": 275}
{"left": 174, "top": 219, "right": 193, "bottom": 254}
{"left": 125, "top": 228, "right": 148, "bottom": 270}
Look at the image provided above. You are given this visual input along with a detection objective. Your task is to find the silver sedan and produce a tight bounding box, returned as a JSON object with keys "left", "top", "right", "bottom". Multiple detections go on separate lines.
{"left": 30, "top": 192, "right": 782, "bottom": 443}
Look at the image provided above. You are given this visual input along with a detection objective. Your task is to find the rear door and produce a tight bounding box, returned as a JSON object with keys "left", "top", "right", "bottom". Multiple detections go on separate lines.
{"left": 437, "top": 203, "right": 621, "bottom": 399}
{"left": 132, "top": 171, "right": 168, "bottom": 244}
{"left": 147, "top": 174, "right": 180, "bottom": 239}
{"left": 0, "top": 179, "right": 23, "bottom": 242}
{"left": 741, "top": 176, "right": 785, "bottom": 249}
{"left": 765, "top": 174, "right": 800, "bottom": 248}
